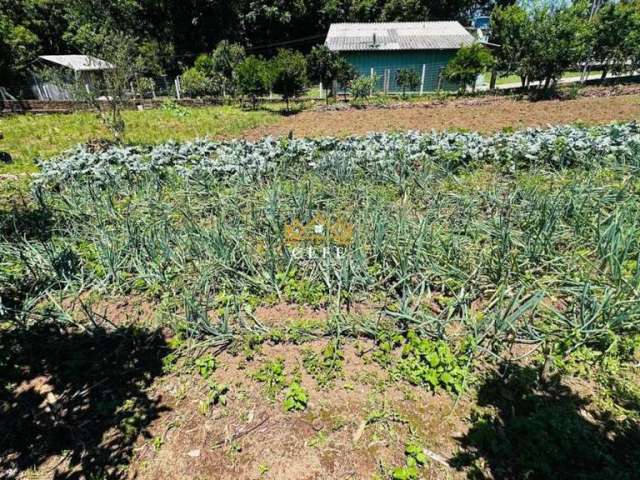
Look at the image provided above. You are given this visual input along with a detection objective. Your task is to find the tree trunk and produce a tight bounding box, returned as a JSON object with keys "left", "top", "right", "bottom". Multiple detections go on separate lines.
{"left": 601, "top": 69, "right": 608, "bottom": 80}
{"left": 543, "top": 76, "right": 551, "bottom": 91}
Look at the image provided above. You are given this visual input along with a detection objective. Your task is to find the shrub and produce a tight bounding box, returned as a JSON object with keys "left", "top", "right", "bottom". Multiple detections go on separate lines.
{"left": 235, "top": 55, "right": 273, "bottom": 108}
{"left": 351, "top": 75, "right": 377, "bottom": 102}
{"left": 180, "top": 67, "right": 217, "bottom": 98}
{"left": 271, "top": 49, "right": 308, "bottom": 111}
{"left": 396, "top": 68, "right": 420, "bottom": 97}
{"left": 443, "top": 43, "right": 494, "bottom": 92}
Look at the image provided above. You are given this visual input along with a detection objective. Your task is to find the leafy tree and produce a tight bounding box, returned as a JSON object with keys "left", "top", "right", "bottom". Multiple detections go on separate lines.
{"left": 443, "top": 43, "right": 494, "bottom": 92}
{"left": 210, "top": 40, "right": 245, "bottom": 97}
{"left": 490, "top": 3, "right": 530, "bottom": 87}
{"left": 271, "top": 49, "right": 308, "bottom": 111}
{"left": 523, "top": 3, "right": 590, "bottom": 91}
{"left": 351, "top": 75, "right": 377, "bottom": 101}
{"left": 307, "top": 45, "right": 354, "bottom": 102}
{"left": 0, "top": 14, "right": 39, "bottom": 82}
{"left": 180, "top": 67, "right": 218, "bottom": 98}
{"left": 591, "top": 1, "right": 640, "bottom": 79}
{"left": 335, "top": 56, "right": 358, "bottom": 93}
{"left": 396, "top": 68, "right": 420, "bottom": 97}
{"left": 235, "top": 55, "right": 273, "bottom": 108}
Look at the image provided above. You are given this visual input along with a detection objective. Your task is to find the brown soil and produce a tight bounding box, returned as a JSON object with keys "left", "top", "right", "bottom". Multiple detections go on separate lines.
{"left": 128, "top": 340, "right": 471, "bottom": 480}
{"left": 245, "top": 94, "right": 640, "bottom": 139}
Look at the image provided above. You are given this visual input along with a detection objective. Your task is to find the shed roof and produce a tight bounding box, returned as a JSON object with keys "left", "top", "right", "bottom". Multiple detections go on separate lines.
{"left": 326, "top": 21, "right": 475, "bottom": 52}
{"left": 38, "top": 55, "right": 114, "bottom": 71}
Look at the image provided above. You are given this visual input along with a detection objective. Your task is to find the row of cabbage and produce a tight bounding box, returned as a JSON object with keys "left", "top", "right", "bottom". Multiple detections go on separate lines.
{"left": 36, "top": 122, "right": 640, "bottom": 186}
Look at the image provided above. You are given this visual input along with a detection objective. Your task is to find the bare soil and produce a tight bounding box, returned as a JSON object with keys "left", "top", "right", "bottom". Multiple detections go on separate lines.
{"left": 246, "top": 94, "right": 640, "bottom": 139}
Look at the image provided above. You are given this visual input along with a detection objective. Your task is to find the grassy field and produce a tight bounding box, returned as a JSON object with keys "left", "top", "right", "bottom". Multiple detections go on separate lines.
{"left": 0, "top": 105, "right": 279, "bottom": 174}
{"left": 2, "top": 124, "right": 639, "bottom": 479}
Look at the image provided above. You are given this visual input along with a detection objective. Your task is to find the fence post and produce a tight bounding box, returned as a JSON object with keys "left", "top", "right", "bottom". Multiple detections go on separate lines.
{"left": 437, "top": 68, "right": 443, "bottom": 92}
{"left": 370, "top": 67, "right": 375, "bottom": 96}
{"left": 420, "top": 64, "right": 426, "bottom": 95}
{"left": 174, "top": 77, "right": 181, "bottom": 99}
{"left": 319, "top": 81, "right": 323, "bottom": 99}
{"left": 384, "top": 69, "right": 390, "bottom": 94}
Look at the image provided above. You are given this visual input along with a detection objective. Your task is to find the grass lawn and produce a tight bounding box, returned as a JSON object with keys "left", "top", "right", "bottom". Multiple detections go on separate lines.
{"left": 0, "top": 105, "right": 279, "bottom": 174}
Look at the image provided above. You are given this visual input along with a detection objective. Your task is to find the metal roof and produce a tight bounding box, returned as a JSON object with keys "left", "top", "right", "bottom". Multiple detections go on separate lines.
{"left": 325, "top": 22, "right": 475, "bottom": 51}
{"left": 38, "top": 55, "right": 114, "bottom": 71}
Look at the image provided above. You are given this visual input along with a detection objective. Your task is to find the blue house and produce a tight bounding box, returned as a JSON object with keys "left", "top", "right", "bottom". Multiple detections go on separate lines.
{"left": 325, "top": 21, "right": 476, "bottom": 93}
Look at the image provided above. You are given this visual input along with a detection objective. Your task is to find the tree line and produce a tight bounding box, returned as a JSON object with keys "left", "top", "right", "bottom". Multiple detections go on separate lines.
{"left": 491, "top": 0, "right": 640, "bottom": 90}
{"left": 1, "top": 0, "right": 508, "bottom": 84}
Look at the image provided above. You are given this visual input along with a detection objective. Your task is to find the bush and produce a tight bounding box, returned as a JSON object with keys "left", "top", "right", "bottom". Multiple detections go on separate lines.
{"left": 271, "top": 49, "right": 308, "bottom": 111}
{"left": 350, "top": 75, "right": 377, "bottom": 102}
{"left": 180, "top": 67, "right": 218, "bottom": 98}
{"left": 396, "top": 68, "right": 420, "bottom": 97}
{"left": 235, "top": 55, "right": 273, "bottom": 108}
{"left": 443, "top": 43, "right": 494, "bottom": 92}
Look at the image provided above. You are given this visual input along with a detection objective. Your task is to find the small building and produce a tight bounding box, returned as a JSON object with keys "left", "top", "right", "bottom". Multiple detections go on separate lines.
{"left": 32, "top": 55, "right": 114, "bottom": 100}
{"left": 325, "top": 21, "right": 476, "bottom": 93}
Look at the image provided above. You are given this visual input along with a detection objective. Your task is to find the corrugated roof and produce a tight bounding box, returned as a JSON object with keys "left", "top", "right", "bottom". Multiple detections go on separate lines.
{"left": 326, "top": 22, "right": 475, "bottom": 51}
{"left": 39, "top": 55, "right": 114, "bottom": 71}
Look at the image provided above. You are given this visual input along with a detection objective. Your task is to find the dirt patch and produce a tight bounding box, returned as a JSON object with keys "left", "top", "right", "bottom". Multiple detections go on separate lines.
{"left": 127, "top": 340, "right": 470, "bottom": 480}
{"left": 245, "top": 94, "right": 640, "bottom": 139}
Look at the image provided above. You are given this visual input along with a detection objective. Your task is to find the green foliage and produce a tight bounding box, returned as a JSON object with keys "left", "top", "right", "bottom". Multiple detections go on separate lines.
{"left": 372, "top": 328, "right": 403, "bottom": 366}
{"left": 306, "top": 45, "right": 354, "bottom": 99}
{"left": 199, "top": 380, "right": 229, "bottom": 414}
{"left": 253, "top": 358, "right": 287, "bottom": 398}
{"left": 443, "top": 43, "right": 494, "bottom": 92}
{"left": 351, "top": 75, "right": 377, "bottom": 101}
{"left": 181, "top": 67, "right": 218, "bottom": 98}
{"left": 397, "top": 332, "right": 467, "bottom": 394}
{"left": 395, "top": 68, "right": 420, "bottom": 97}
{"left": 161, "top": 99, "right": 189, "bottom": 117}
{"left": 276, "top": 269, "right": 327, "bottom": 306}
{"left": 236, "top": 55, "right": 273, "bottom": 108}
{"left": 302, "top": 339, "right": 344, "bottom": 387}
{"left": 210, "top": 40, "right": 246, "bottom": 96}
{"left": 391, "top": 442, "right": 428, "bottom": 479}
{"left": 194, "top": 353, "right": 217, "bottom": 379}
{"left": 271, "top": 49, "right": 308, "bottom": 110}
{"left": 283, "top": 381, "right": 308, "bottom": 411}
{"left": 591, "top": 1, "right": 640, "bottom": 78}
{"left": 491, "top": 2, "right": 591, "bottom": 90}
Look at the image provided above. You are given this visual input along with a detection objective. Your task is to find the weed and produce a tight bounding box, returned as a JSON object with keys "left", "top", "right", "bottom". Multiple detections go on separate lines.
{"left": 396, "top": 331, "right": 468, "bottom": 394}
{"left": 391, "top": 442, "right": 429, "bottom": 479}
{"left": 302, "top": 339, "right": 344, "bottom": 387}
{"left": 194, "top": 353, "right": 217, "bottom": 379}
{"left": 283, "top": 381, "right": 309, "bottom": 412}
{"left": 198, "top": 381, "right": 229, "bottom": 414}
{"left": 253, "top": 358, "right": 287, "bottom": 399}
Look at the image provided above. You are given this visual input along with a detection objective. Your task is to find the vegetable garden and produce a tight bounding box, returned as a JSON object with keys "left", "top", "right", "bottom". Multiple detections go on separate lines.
{"left": 2, "top": 122, "right": 640, "bottom": 478}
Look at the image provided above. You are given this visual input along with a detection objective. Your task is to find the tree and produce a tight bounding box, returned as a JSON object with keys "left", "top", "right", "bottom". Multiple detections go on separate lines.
{"left": 591, "top": 1, "right": 640, "bottom": 80}
{"left": 235, "top": 55, "right": 273, "bottom": 108}
{"left": 307, "top": 45, "right": 354, "bottom": 103}
{"left": 490, "top": 4, "right": 530, "bottom": 87}
{"left": 271, "top": 49, "right": 308, "bottom": 111}
{"left": 180, "top": 67, "right": 218, "bottom": 98}
{"left": 350, "top": 75, "right": 377, "bottom": 102}
{"left": 210, "top": 40, "right": 245, "bottom": 97}
{"left": 335, "top": 57, "right": 358, "bottom": 95}
{"left": 396, "top": 68, "right": 420, "bottom": 97}
{"left": 523, "top": 3, "right": 589, "bottom": 91}
{"left": 0, "top": 15, "right": 39, "bottom": 83}
{"left": 443, "top": 43, "right": 494, "bottom": 92}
